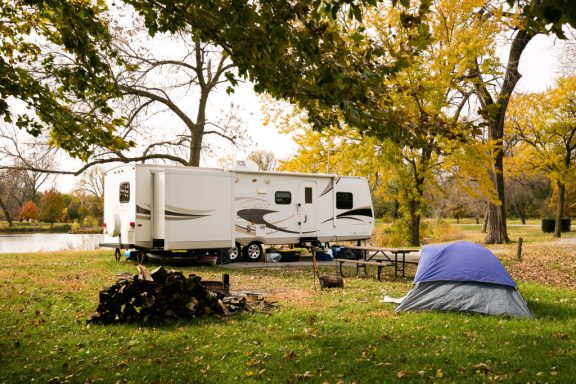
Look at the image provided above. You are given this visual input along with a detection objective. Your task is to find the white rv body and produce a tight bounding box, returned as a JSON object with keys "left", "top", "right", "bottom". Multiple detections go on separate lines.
{"left": 102, "top": 164, "right": 374, "bottom": 254}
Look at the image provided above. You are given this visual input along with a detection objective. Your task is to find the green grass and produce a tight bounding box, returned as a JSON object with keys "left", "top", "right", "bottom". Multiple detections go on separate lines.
{"left": 0, "top": 221, "right": 102, "bottom": 234}
{"left": 374, "top": 217, "right": 576, "bottom": 245}
{"left": 1, "top": 250, "right": 575, "bottom": 383}
{"left": 453, "top": 218, "right": 576, "bottom": 244}
{"left": 0, "top": 221, "right": 71, "bottom": 233}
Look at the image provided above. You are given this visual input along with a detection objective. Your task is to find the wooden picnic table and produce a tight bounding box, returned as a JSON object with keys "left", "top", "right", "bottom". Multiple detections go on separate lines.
{"left": 333, "top": 245, "right": 419, "bottom": 280}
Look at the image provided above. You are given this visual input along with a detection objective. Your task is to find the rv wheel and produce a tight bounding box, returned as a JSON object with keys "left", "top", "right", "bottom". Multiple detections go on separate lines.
{"left": 243, "top": 242, "right": 263, "bottom": 262}
{"left": 228, "top": 243, "right": 241, "bottom": 262}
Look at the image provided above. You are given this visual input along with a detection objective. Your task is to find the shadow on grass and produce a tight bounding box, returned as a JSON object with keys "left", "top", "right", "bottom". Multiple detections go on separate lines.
{"left": 526, "top": 299, "right": 576, "bottom": 320}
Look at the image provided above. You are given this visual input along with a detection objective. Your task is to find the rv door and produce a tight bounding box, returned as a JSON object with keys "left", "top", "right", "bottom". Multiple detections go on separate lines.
{"left": 299, "top": 181, "right": 318, "bottom": 236}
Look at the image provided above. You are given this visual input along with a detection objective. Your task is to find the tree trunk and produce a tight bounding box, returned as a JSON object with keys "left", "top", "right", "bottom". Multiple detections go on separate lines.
{"left": 485, "top": 203, "right": 509, "bottom": 244}
{"left": 0, "top": 196, "right": 13, "bottom": 227}
{"left": 481, "top": 29, "right": 534, "bottom": 243}
{"left": 485, "top": 144, "right": 510, "bottom": 243}
{"left": 554, "top": 182, "right": 565, "bottom": 238}
{"left": 189, "top": 129, "right": 203, "bottom": 166}
{"left": 409, "top": 201, "right": 421, "bottom": 247}
{"left": 481, "top": 210, "right": 488, "bottom": 233}
{"left": 516, "top": 206, "right": 526, "bottom": 225}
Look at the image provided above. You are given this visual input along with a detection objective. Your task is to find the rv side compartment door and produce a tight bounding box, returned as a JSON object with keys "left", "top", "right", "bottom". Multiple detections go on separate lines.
{"left": 162, "top": 170, "right": 234, "bottom": 250}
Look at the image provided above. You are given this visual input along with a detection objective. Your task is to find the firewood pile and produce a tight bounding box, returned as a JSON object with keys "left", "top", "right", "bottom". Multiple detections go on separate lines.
{"left": 88, "top": 265, "right": 275, "bottom": 324}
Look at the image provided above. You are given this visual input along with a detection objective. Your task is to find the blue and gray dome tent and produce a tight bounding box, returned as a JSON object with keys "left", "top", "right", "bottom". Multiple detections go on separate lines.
{"left": 396, "top": 241, "right": 531, "bottom": 318}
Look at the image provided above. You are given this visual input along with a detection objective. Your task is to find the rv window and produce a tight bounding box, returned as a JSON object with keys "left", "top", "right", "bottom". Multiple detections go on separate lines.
{"left": 305, "top": 187, "right": 313, "bottom": 204}
{"left": 336, "top": 192, "right": 353, "bottom": 209}
{"left": 275, "top": 191, "right": 291, "bottom": 205}
{"left": 119, "top": 182, "right": 130, "bottom": 203}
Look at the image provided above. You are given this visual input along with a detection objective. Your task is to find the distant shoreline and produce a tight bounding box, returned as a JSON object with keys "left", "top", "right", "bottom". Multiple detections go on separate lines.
{"left": 0, "top": 226, "right": 102, "bottom": 234}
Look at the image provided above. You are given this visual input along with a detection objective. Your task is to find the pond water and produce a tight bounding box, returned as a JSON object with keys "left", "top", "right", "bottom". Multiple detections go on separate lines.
{"left": 0, "top": 233, "right": 104, "bottom": 253}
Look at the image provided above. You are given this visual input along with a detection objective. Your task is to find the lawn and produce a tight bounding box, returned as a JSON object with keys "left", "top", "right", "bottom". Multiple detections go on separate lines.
{"left": 0, "top": 223, "right": 575, "bottom": 383}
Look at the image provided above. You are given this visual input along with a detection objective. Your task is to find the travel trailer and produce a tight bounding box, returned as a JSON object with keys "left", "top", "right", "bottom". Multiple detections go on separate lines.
{"left": 101, "top": 163, "right": 374, "bottom": 262}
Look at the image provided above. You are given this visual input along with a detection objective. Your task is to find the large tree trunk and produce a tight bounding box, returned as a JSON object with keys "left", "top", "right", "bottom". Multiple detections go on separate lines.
{"left": 485, "top": 204, "right": 509, "bottom": 243}
{"left": 478, "top": 29, "right": 534, "bottom": 244}
{"left": 0, "top": 196, "right": 13, "bottom": 227}
{"left": 554, "top": 182, "right": 565, "bottom": 238}
{"left": 189, "top": 129, "right": 203, "bottom": 167}
{"left": 407, "top": 153, "right": 428, "bottom": 247}
{"left": 485, "top": 125, "right": 510, "bottom": 243}
{"left": 409, "top": 201, "right": 421, "bottom": 247}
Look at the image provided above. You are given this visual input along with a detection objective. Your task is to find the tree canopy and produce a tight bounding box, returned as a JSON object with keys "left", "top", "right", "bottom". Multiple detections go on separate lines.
{"left": 0, "top": 0, "right": 128, "bottom": 159}
{"left": 507, "top": 76, "right": 576, "bottom": 236}
{"left": 123, "top": 0, "right": 434, "bottom": 139}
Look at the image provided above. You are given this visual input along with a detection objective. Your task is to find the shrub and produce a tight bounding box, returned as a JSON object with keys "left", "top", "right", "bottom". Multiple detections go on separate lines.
{"left": 18, "top": 201, "right": 39, "bottom": 221}
{"left": 542, "top": 218, "right": 571, "bottom": 233}
{"left": 371, "top": 218, "right": 414, "bottom": 247}
{"left": 425, "top": 219, "right": 465, "bottom": 243}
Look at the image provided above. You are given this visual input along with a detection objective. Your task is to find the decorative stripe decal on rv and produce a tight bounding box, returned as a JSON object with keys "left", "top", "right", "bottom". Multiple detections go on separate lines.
{"left": 165, "top": 205, "right": 214, "bottom": 216}
{"left": 136, "top": 205, "right": 150, "bottom": 215}
{"left": 164, "top": 210, "right": 208, "bottom": 218}
{"left": 319, "top": 178, "right": 333, "bottom": 197}
{"left": 321, "top": 206, "right": 374, "bottom": 224}
{"left": 237, "top": 209, "right": 315, "bottom": 235}
{"left": 319, "top": 177, "right": 342, "bottom": 197}
{"left": 136, "top": 204, "right": 213, "bottom": 221}
{"left": 337, "top": 207, "right": 373, "bottom": 219}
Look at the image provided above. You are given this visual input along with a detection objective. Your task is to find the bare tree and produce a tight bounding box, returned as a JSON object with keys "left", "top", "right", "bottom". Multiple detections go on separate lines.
{"left": 105, "top": 7, "right": 250, "bottom": 167}
{"left": 558, "top": 29, "right": 576, "bottom": 77}
{"left": 506, "top": 173, "right": 549, "bottom": 224}
{"left": 77, "top": 166, "right": 105, "bottom": 199}
{"left": 0, "top": 126, "right": 58, "bottom": 225}
{"left": 0, "top": 126, "right": 55, "bottom": 202}
{"left": 248, "top": 150, "right": 277, "bottom": 171}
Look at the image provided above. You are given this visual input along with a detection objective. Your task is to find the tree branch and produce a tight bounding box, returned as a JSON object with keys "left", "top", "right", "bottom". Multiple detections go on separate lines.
{"left": 0, "top": 154, "right": 189, "bottom": 176}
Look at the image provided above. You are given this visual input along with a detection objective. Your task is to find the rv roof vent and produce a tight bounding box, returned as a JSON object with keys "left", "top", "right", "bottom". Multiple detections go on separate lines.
{"left": 227, "top": 159, "right": 260, "bottom": 171}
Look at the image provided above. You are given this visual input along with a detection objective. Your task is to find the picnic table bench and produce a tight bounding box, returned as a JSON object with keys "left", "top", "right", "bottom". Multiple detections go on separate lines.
{"left": 333, "top": 246, "right": 419, "bottom": 280}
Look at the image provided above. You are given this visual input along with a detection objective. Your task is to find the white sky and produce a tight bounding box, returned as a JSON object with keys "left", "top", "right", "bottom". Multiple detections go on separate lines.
{"left": 47, "top": 32, "right": 568, "bottom": 193}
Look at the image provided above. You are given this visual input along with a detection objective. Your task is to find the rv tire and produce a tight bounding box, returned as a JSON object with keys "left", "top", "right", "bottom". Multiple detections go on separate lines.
{"left": 243, "top": 242, "right": 263, "bottom": 262}
{"left": 228, "top": 243, "right": 241, "bottom": 262}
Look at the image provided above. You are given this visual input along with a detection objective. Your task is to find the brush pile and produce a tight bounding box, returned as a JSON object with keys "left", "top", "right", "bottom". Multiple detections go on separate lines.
{"left": 88, "top": 265, "right": 273, "bottom": 324}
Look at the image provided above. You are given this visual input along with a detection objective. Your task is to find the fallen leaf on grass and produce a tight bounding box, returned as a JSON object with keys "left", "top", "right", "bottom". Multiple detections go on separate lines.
{"left": 295, "top": 371, "right": 314, "bottom": 379}
{"left": 397, "top": 370, "right": 408, "bottom": 379}
{"left": 474, "top": 363, "right": 492, "bottom": 372}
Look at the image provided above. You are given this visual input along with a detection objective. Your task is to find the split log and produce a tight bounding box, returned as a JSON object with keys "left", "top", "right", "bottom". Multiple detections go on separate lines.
{"left": 137, "top": 265, "right": 153, "bottom": 281}
{"left": 88, "top": 268, "right": 274, "bottom": 324}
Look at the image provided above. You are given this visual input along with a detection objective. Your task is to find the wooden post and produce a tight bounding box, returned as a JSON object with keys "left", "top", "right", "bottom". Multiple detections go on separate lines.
{"left": 517, "top": 237, "right": 523, "bottom": 261}
{"left": 312, "top": 248, "right": 318, "bottom": 291}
